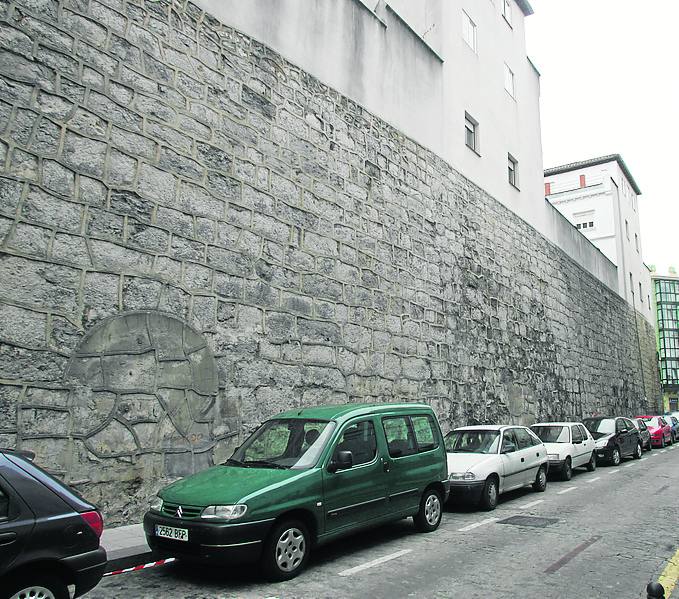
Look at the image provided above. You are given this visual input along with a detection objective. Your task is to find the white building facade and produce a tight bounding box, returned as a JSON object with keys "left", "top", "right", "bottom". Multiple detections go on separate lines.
{"left": 545, "top": 155, "right": 653, "bottom": 322}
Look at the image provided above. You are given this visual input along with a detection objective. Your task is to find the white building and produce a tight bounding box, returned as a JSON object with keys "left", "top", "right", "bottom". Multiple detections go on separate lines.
{"left": 544, "top": 155, "right": 653, "bottom": 321}
{"left": 192, "top": 0, "right": 618, "bottom": 291}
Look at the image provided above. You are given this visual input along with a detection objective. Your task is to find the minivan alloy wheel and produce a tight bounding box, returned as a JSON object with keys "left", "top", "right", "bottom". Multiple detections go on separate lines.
{"left": 275, "top": 527, "right": 306, "bottom": 573}
{"left": 424, "top": 493, "right": 441, "bottom": 526}
{"left": 10, "top": 587, "right": 57, "bottom": 599}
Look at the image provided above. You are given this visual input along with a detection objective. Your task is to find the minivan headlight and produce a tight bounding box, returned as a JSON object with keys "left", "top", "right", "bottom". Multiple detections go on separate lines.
{"left": 201, "top": 504, "right": 248, "bottom": 520}
{"left": 449, "top": 472, "right": 476, "bottom": 481}
{"left": 149, "top": 496, "right": 163, "bottom": 513}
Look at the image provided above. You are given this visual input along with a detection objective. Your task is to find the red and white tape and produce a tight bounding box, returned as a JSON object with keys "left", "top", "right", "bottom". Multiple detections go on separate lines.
{"left": 104, "top": 558, "right": 176, "bottom": 577}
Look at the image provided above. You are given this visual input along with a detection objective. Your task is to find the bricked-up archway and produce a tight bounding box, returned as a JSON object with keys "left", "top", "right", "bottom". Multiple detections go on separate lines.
{"left": 63, "top": 311, "right": 223, "bottom": 523}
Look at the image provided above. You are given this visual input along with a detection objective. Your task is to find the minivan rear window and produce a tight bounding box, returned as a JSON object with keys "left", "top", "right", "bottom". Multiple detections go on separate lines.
{"left": 411, "top": 415, "right": 439, "bottom": 451}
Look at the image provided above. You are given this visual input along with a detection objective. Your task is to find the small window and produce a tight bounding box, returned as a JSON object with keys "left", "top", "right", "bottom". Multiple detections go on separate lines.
{"left": 571, "top": 426, "right": 583, "bottom": 443}
{"left": 0, "top": 488, "right": 8, "bottom": 520}
{"left": 589, "top": 221, "right": 594, "bottom": 228}
{"left": 635, "top": 233, "right": 639, "bottom": 253}
{"left": 508, "top": 154, "right": 518, "bottom": 187}
{"left": 465, "top": 113, "right": 478, "bottom": 153}
{"left": 411, "top": 415, "right": 440, "bottom": 452}
{"left": 625, "top": 220, "right": 629, "bottom": 240}
{"left": 334, "top": 421, "right": 377, "bottom": 467}
{"left": 639, "top": 282, "right": 643, "bottom": 303}
{"left": 514, "top": 428, "right": 533, "bottom": 450}
{"left": 576, "top": 223, "right": 582, "bottom": 230}
{"left": 462, "top": 11, "right": 477, "bottom": 52}
{"left": 504, "top": 64, "right": 515, "bottom": 97}
{"left": 502, "top": 0, "right": 512, "bottom": 25}
{"left": 383, "top": 417, "right": 417, "bottom": 458}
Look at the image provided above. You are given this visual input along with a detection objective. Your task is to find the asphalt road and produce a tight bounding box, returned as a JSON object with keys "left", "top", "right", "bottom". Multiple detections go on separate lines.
{"left": 90, "top": 446, "right": 679, "bottom": 599}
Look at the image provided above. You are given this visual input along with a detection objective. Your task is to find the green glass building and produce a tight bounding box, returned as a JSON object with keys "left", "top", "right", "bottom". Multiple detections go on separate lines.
{"left": 654, "top": 275, "right": 679, "bottom": 411}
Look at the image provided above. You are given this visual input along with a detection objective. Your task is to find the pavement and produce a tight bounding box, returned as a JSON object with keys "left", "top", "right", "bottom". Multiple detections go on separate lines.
{"left": 92, "top": 446, "right": 679, "bottom": 598}
{"left": 101, "top": 523, "right": 154, "bottom": 571}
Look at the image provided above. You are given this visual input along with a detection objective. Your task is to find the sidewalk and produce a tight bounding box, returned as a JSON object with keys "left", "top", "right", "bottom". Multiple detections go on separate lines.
{"left": 101, "top": 523, "right": 154, "bottom": 570}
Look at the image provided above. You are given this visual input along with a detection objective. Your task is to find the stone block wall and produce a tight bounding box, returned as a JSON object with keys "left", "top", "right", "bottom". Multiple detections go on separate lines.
{"left": 0, "top": 0, "right": 661, "bottom": 524}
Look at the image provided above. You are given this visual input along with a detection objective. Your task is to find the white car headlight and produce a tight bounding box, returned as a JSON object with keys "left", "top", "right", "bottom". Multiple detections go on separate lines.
{"left": 548, "top": 454, "right": 560, "bottom": 460}
{"left": 149, "top": 495, "right": 163, "bottom": 513}
{"left": 449, "top": 472, "right": 476, "bottom": 481}
{"left": 201, "top": 504, "right": 248, "bottom": 520}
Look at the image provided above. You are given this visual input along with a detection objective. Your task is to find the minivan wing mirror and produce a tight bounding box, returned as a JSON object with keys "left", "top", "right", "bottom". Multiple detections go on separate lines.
{"left": 328, "top": 450, "right": 353, "bottom": 473}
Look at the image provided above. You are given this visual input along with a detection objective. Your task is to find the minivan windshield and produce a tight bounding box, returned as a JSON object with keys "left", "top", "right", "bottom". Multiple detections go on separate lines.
{"left": 444, "top": 430, "right": 500, "bottom": 454}
{"left": 530, "top": 426, "right": 569, "bottom": 443}
{"left": 583, "top": 418, "right": 616, "bottom": 438}
{"left": 230, "top": 419, "right": 336, "bottom": 470}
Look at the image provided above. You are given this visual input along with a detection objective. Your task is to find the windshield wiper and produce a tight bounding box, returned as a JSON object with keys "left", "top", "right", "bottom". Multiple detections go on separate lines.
{"left": 224, "top": 458, "right": 245, "bottom": 467}
{"left": 243, "top": 459, "right": 289, "bottom": 470}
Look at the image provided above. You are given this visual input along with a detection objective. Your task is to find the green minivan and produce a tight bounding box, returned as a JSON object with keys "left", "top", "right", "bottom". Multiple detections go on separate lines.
{"left": 144, "top": 403, "right": 449, "bottom": 580}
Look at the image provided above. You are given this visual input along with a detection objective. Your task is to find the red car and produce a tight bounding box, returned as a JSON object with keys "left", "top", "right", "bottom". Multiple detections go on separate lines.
{"left": 636, "top": 416, "right": 672, "bottom": 448}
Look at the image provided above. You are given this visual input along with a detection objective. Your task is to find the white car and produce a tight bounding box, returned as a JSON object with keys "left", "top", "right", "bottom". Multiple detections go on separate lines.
{"left": 529, "top": 422, "right": 597, "bottom": 480}
{"left": 444, "top": 425, "right": 549, "bottom": 511}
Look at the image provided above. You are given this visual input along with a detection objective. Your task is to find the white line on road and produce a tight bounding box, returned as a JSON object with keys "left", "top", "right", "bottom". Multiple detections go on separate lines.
{"left": 457, "top": 517, "right": 499, "bottom": 532}
{"left": 651, "top": 453, "right": 658, "bottom": 457}
{"left": 660, "top": 450, "right": 667, "bottom": 454}
{"left": 585, "top": 477, "right": 601, "bottom": 484}
{"left": 608, "top": 469, "right": 620, "bottom": 474}
{"left": 338, "top": 549, "right": 412, "bottom": 577}
{"left": 623, "top": 463, "right": 636, "bottom": 468}
{"left": 518, "top": 500, "right": 544, "bottom": 509}
{"left": 557, "top": 486, "right": 577, "bottom": 495}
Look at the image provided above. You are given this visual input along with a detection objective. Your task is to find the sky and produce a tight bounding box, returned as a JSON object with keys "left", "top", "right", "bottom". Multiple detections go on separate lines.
{"left": 525, "top": 0, "right": 679, "bottom": 274}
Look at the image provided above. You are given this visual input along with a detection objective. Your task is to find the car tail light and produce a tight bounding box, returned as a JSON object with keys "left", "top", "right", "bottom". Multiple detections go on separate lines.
{"left": 81, "top": 510, "right": 104, "bottom": 538}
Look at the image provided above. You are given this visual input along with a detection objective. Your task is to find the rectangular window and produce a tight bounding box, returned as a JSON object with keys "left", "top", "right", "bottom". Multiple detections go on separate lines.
{"left": 503, "top": 0, "right": 512, "bottom": 25}
{"left": 504, "top": 64, "right": 515, "bottom": 97}
{"left": 625, "top": 220, "right": 629, "bottom": 239}
{"left": 639, "top": 282, "right": 643, "bottom": 303}
{"left": 462, "top": 11, "right": 477, "bottom": 52}
{"left": 465, "top": 113, "right": 478, "bottom": 153}
{"left": 635, "top": 233, "right": 639, "bottom": 252}
{"left": 579, "top": 174, "right": 587, "bottom": 188}
{"left": 383, "top": 417, "right": 417, "bottom": 458}
{"left": 544, "top": 182, "right": 551, "bottom": 196}
{"left": 508, "top": 154, "right": 518, "bottom": 187}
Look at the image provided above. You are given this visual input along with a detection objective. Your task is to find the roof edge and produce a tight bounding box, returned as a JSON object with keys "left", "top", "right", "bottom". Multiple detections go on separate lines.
{"left": 544, "top": 154, "right": 642, "bottom": 195}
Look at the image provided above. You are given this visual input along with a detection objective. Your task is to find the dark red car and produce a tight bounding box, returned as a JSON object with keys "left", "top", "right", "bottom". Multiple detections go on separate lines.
{"left": 636, "top": 416, "right": 672, "bottom": 448}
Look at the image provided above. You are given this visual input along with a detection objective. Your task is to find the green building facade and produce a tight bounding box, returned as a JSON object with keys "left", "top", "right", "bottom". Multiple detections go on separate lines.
{"left": 654, "top": 275, "right": 679, "bottom": 411}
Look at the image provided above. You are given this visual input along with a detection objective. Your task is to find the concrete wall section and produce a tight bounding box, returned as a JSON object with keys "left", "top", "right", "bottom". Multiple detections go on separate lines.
{"left": 0, "top": 0, "right": 661, "bottom": 523}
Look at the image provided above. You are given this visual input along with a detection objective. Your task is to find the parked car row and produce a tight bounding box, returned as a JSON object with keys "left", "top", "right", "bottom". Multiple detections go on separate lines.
{"left": 1, "top": 404, "right": 674, "bottom": 593}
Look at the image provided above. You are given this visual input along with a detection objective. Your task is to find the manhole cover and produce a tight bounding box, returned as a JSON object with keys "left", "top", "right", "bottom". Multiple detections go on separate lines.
{"left": 497, "top": 516, "right": 559, "bottom": 528}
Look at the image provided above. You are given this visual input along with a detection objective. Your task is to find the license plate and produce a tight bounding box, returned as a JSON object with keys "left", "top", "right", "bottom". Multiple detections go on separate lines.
{"left": 155, "top": 524, "right": 188, "bottom": 542}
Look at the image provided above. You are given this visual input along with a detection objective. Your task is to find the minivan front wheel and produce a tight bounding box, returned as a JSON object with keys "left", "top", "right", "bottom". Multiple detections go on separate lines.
{"left": 262, "top": 519, "right": 309, "bottom": 581}
{"left": 7, "top": 574, "right": 69, "bottom": 599}
{"left": 414, "top": 488, "right": 442, "bottom": 532}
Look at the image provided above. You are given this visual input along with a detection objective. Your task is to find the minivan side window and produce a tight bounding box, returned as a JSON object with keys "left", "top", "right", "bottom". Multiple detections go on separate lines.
{"left": 334, "top": 421, "right": 377, "bottom": 467}
{"left": 383, "top": 417, "right": 417, "bottom": 458}
{"left": 411, "top": 415, "right": 439, "bottom": 452}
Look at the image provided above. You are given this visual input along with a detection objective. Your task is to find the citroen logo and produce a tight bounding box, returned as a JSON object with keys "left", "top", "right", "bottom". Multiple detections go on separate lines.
{"left": 176, "top": 505, "right": 183, "bottom": 518}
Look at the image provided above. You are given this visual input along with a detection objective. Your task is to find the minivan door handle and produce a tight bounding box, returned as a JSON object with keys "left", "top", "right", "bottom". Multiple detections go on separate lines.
{"left": 0, "top": 532, "right": 17, "bottom": 545}
{"left": 382, "top": 458, "right": 391, "bottom": 473}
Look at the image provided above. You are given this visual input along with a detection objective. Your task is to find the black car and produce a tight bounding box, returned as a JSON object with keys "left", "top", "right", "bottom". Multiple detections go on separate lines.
{"left": 582, "top": 417, "right": 642, "bottom": 465}
{"left": 0, "top": 449, "right": 107, "bottom": 599}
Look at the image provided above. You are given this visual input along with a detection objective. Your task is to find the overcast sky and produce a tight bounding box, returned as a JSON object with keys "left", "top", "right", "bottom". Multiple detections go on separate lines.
{"left": 525, "top": 0, "right": 679, "bottom": 274}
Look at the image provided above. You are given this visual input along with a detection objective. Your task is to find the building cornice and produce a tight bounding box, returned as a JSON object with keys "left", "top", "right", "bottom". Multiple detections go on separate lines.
{"left": 544, "top": 154, "right": 642, "bottom": 196}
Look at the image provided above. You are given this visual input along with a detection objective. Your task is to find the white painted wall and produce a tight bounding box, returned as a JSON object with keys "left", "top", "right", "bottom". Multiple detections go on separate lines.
{"left": 192, "top": 0, "right": 620, "bottom": 295}
{"left": 546, "top": 160, "right": 654, "bottom": 322}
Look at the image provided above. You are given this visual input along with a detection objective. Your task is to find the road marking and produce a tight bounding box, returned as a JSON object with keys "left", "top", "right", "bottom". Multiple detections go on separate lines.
{"left": 623, "top": 463, "right": 636, "bottom": 468}
{"left": 585, "top": 477, "right": 600, "bottom": 484}
{"left": 544, "top": 536, "right": 601, "bottom": 574}
{"left": 518, "top": 500, "right": 544, "bottom": 509}
{"left": 651, "top": 453, "right": 658, "bottom": 457}
{"left": 608, "top": 469, "right": 620, "bottom": 474}
{"left": 457, "top": 517, "right": 499, "bottom": 532}
{"left": 660, "top": 450, "right": 667, "bottom": 454}
{"left": 104, "top": 558, "right": 176, "bottom": 577}
{"left": 338, "top": 549, "right": 412, "bottom": 577}
{"left": 556, "top": 486, "right": 577, "bottom": 495}
{"left": 655, "top": 484, "right": 670, "bottom": 495}
{"left": 658, "top": 548, "right": 679, "bottom": 596}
